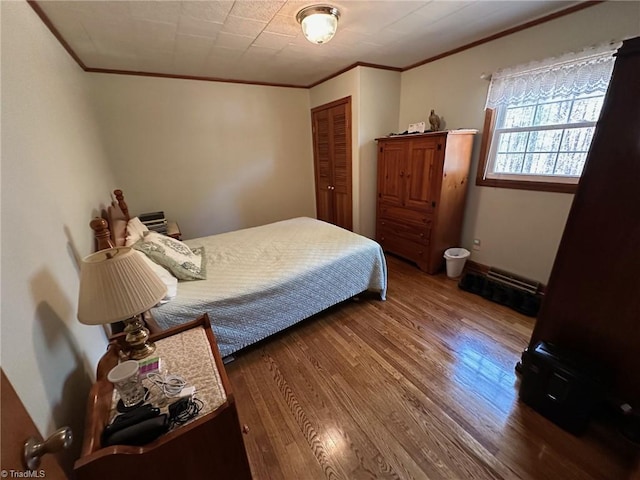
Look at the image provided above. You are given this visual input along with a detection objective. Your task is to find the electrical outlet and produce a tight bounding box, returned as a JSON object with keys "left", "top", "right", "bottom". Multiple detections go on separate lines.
{"left": 473, "top": 239, "right": 481, "bottom": 251}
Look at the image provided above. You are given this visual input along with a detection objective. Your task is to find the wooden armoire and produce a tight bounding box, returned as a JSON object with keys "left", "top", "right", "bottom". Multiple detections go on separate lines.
{"left": 376, "top": 130, "right": 476, "bottom": 273}
{"left": 311, "top": 96, "right": 352, "bottom": 231}
{"left": 529, "top": 37, "right": 640, "bottom": 407}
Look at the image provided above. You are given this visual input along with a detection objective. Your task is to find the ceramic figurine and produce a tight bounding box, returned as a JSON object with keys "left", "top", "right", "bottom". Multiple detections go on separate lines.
{"left": 429, "top": 110, "right": 441, "bottom": 131}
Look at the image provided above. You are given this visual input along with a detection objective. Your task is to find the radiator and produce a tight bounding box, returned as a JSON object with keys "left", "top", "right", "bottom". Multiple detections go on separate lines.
{"left": 486, "top": 267, "right": 539, "bottom": 295}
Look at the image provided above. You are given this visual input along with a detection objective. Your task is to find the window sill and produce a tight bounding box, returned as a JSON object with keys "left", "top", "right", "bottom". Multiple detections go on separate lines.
{"left": 476, "top": 176, "right": 578, "bottom": 194}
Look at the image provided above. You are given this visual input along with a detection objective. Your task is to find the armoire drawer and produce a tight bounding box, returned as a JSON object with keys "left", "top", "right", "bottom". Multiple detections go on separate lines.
{"left": 378, "top": 204, "right": 431, "bottom": 225}
{"left": 377, "top": 231, "right": 428, "bottom": 264}
{"left": 378, "top": 219, "right": 430, "bottom": 245}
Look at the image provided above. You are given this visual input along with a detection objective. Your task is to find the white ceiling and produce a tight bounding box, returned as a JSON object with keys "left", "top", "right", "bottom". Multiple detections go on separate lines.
{"left": 35, "top": 0, "right": 581, "bottom": 87}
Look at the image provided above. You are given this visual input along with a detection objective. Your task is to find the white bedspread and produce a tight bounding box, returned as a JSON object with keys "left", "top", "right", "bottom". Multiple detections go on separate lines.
{"left": 151, "top": 217, "right": 387, "bottom": 357}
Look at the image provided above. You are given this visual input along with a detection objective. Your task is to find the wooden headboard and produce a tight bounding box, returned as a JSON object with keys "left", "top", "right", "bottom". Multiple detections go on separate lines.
{"left": 89, "top": 189, "right": 162, "bottom": 336}
{"left": 90, "top": 189, "right": 131, "bottom": 251}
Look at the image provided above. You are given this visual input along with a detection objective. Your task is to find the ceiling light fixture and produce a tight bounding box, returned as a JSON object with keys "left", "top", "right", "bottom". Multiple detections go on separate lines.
{"left": 296, "top": 5, "right": 340, "bottom": 45}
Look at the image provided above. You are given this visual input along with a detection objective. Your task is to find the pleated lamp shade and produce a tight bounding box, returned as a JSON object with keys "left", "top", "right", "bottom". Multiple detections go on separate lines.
{"left": 77, "top": 247, "right": 167, "bottom": 325}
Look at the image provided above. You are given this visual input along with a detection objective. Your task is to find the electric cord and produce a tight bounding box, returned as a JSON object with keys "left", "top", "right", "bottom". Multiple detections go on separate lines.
{"left": 169, "top": 396, "right": 203, "bottom": 427}
{"left": 146, "top": 372, "right": 187, "bottom": 397}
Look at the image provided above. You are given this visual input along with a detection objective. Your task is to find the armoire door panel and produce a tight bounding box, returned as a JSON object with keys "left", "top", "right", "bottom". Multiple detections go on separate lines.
{"left": 405, "top": 141, "right": 439, "bottom": 210}
{"left": 378, "top": 143, "right": 406, "bottom": 207}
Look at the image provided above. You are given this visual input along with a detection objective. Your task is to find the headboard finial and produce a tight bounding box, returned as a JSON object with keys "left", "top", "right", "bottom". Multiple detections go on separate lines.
{"left": 90, "top": 217, "right": 115, "bottom": 251}
{"left": 113, "top": 189, "right": 130, "bottom": 221}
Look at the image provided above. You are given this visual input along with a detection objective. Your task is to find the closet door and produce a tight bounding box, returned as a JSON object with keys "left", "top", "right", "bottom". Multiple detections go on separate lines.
{"left": 311, "top": 97, "right": 352, "bottom": 230}
{"left": 312, "top": 107, "right": 333, "bottom": 224}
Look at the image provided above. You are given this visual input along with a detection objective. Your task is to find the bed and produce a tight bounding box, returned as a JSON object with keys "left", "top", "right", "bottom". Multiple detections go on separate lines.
{"left": 92, "top": 190, "right": 387, "bottom": 357}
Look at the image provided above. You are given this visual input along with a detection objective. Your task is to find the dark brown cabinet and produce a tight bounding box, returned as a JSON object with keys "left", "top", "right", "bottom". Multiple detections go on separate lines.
{"left": 376, "top": 130, "right": 476, "bottom": 273}
{"left": 312, "top": 96, "right": 353, "bottom": 230}
{"left": 529, "top": 37, "right": 640, "bottom": 406}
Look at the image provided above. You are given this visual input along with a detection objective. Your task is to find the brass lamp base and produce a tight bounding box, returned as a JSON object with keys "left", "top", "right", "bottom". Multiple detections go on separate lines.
{"left": 123, "top": 315, "right": 156, "bottom": 360}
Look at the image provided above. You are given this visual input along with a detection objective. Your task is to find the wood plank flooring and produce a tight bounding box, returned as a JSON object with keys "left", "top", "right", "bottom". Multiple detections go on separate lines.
{"left": 226, "top": 255, "right": 639, "bottom": 479}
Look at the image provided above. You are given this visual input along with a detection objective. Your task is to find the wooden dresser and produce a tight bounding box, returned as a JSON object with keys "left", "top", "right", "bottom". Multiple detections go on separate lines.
{"left": 375, "top": 130, "right": 476, "bottom": 274}
{"left": 74, "top": 314, "right": 252, "bottom": 480}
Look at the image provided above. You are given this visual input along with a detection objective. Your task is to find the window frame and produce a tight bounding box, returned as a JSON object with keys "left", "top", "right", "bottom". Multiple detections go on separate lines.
{"left": 476, "top": 108, "right": 580, "bottom": 194}
{"left": 476, "top": 43, "right": 618, "bottom": 194}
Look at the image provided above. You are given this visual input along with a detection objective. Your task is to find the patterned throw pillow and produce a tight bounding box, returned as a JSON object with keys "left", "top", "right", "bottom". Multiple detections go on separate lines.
{"left": 133, "top": 231, "right": 206, "bottom": 281}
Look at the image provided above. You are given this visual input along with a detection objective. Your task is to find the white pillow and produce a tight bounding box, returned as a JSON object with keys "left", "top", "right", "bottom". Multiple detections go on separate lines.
{"left": 125, "top": 217, "right": 149, "bottom": 246}
{"left": 133, "top": 231, "right": 206, "bottom": 281}
{"left": 134, "top": 250, "right": 178, "bottom": 303}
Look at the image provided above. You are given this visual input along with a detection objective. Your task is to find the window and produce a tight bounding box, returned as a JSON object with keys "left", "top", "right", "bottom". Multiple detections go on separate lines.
{"left": 477, "top": 43, "right": 619, "bottom": 193}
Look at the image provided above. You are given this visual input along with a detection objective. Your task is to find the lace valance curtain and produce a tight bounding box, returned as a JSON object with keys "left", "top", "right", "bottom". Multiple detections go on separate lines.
{"left": 485, "top": 42, "right": 621, "bottom": 109}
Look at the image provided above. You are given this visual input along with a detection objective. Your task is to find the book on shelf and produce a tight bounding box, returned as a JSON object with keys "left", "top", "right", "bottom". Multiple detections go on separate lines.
{"left": 142, "top": 219, "right": 167, "bottom": 227}
{"left": 139, "top": 211, "right": 165, "bottom": 222}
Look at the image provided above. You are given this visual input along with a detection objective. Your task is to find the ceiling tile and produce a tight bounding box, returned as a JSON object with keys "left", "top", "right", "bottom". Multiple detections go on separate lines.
{"left": 128, "top": 1, "right": 181, "bottom": 24}
{"left": 174, "top": 33, "right": 214, "bottom": 58}
{"left": 55, "top": 0, "right": 131, "bottom": 19}
{"left": 229, "top": 1, "right": 285, "bottom": 22}
{"left": 177, "top": 15, "right": 224, "bottom": 38}
{"left": 133, "top": 18, "right": 178, "bottom": 53}
{"left": 407, "top": 1, "right": 474, "bottom": 28}
{"left": 222, "top": 15, "right": 268, "bottom": 37}
{"left": 339, "top": 1, "right": 428, "bottom": 34}
{"left": 181, "top": 1, "right": 234, "bottom": 23}
{"left": 263, "top": 13, "right": 301, "bottom": 37}
{"left": 253, "top": 31, "right": 296, "bottom": 50}
{"left": 214, "top": 31, "right": 255, "bottom": 50}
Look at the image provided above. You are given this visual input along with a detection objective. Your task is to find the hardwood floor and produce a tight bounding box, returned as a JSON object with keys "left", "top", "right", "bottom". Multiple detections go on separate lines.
{"left": 226, "top": 255, "right": 639, "bottom": 479}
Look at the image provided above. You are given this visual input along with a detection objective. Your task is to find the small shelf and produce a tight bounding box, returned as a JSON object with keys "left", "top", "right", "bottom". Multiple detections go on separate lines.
{"left": 166, "top": 221, "right": 181, "bottom": 240}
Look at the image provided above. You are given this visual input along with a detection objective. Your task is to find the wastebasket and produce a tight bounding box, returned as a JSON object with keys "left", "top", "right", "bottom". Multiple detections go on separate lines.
{"left": 443, "top": 248, "right": 470, "bottom": 278}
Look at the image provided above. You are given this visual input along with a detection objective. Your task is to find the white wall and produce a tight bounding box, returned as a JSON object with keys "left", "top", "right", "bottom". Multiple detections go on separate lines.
{"left": 399, "top": 1, "right": 640, "bottom": 283}
{"left": 89, "top": 74, "right": 316, "bottom": 239}
{"left": 358, "top": 68, "right": 400, "bottom": 239}
{"left": 310, "top": 67, "right": 401, "bottom": 238}
{"left": 1, "top": 1, "right": 116, "bottom": 471}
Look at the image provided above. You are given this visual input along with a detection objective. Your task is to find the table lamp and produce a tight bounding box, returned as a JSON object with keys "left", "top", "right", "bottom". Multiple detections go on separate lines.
{"left": 77, "top": 247, "right": 167, "bottom": 359}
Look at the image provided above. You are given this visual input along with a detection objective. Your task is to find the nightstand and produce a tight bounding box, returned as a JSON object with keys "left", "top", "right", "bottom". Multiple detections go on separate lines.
{"left": 74, "top": 314, "right": 251, "bottom": 480}
{"left": 166, "top": 221, "right": 182, "bottom": 240}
